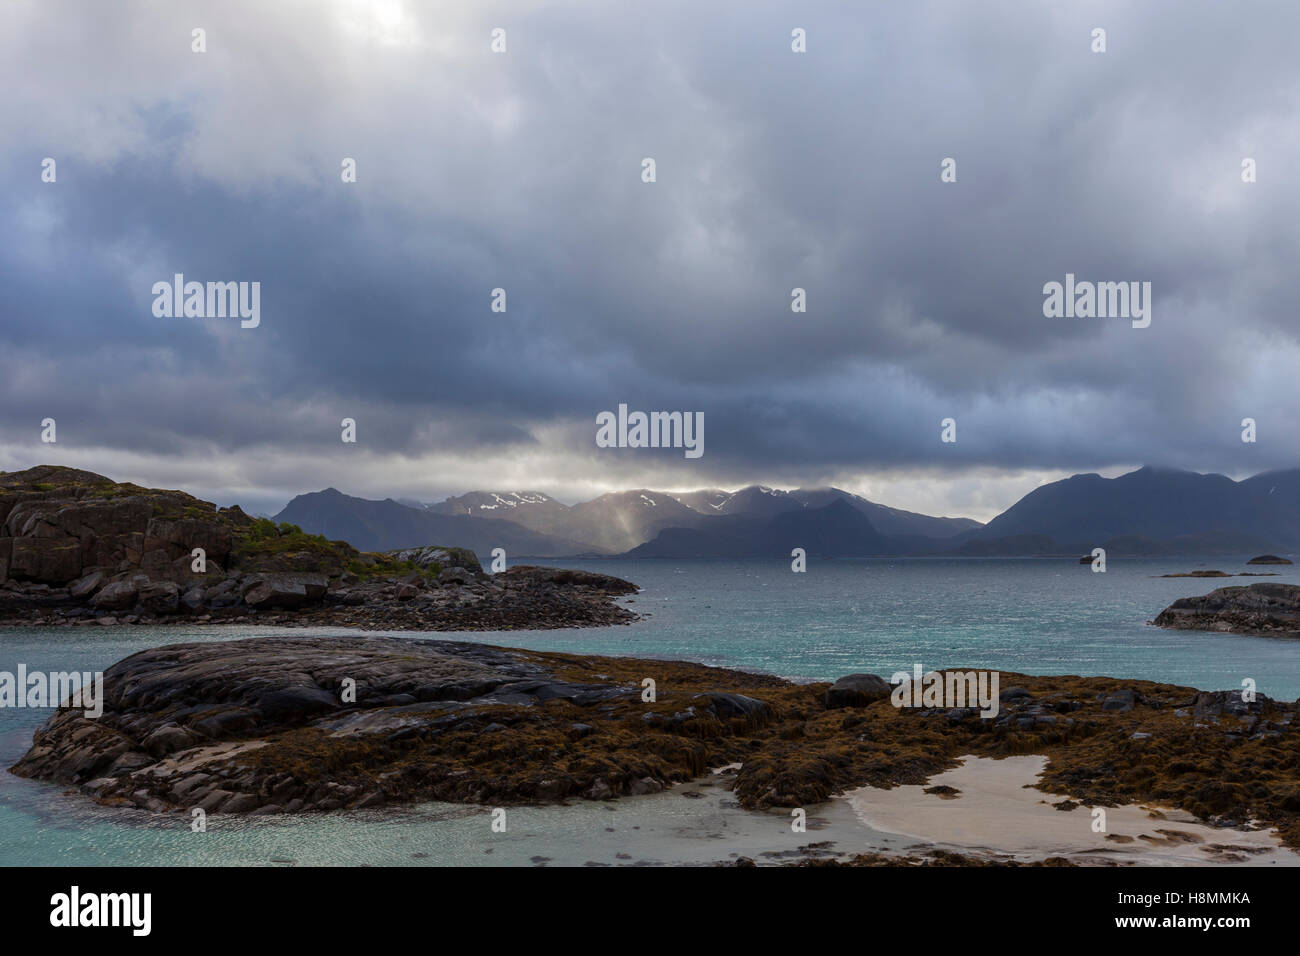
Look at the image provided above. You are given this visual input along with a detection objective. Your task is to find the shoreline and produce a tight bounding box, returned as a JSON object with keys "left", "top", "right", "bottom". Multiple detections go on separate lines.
{"left": 12, "top": 753, "right": 1295, "bottom": 867}
{"left": 844, "top": 755, "right": 1300, "bottom": 867}
{"left": 11, "top": 633, "right": 1300, "bottom": 863}
{"left": 0, "top": 565, "right": 640, "bottom": 632}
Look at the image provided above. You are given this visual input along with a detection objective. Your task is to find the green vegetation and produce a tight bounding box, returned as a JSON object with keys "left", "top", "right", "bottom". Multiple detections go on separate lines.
{"left": 343, "top": 556, "right": 442, "bottom": 582}
{"left": 1, "top": 465, "right": 480, "bottom": 584}
{"left": 230, "top": 518, "right": 447, "bottom": 579}
{"left": 237, "top": 519, "right": 337, "bottom": 557}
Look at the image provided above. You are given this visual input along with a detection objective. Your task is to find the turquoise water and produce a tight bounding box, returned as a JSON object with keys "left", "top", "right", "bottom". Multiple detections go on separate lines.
{"left": 2, "top": 556, "right": 1297, "bottom": 865}
{"left": 479, "top": 556, "right": 1300, "bottom": 698}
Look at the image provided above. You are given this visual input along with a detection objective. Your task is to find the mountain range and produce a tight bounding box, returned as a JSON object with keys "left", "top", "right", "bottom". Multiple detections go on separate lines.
{"left": 272, "top": 466, "right": 1300, "bottom": 560}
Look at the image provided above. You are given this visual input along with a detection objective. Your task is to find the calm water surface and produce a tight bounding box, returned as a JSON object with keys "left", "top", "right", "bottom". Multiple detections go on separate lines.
{"left": 2, "top": 556, "right": 1295, "bottom": 865}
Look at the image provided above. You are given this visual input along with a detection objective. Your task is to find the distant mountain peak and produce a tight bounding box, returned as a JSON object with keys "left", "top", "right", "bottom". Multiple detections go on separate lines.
{"left": 282, "top": 479, "right": 987, "bottom": 559}
{"left": 968, "top": 465, "right": 1300, "bottom": 555}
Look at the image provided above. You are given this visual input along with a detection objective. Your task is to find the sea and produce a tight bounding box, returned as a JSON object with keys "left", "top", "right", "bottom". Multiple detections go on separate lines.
{"left": 2, "top": 556, "right": 1296, "bottom": 866}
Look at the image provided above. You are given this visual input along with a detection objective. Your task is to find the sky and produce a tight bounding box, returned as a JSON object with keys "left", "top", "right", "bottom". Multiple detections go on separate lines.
{"left": 2, "top": 0, "right": 1298, "bottom": 520}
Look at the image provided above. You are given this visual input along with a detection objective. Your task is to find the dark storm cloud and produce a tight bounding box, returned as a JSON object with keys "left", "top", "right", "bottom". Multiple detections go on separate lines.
{"left": 2, "top": 0, "right": 1298, "bottom": 513}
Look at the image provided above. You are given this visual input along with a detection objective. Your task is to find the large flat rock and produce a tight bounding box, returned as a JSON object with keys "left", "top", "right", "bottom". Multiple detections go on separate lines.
{"left": 1154, "top": 582, "right": 1300, "bottom": 637}
{"left": 11, "top": 638, "right": 1300, "bottom": 855}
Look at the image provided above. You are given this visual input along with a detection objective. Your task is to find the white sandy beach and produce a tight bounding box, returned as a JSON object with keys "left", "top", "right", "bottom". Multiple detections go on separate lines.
{"left": 844, "top": 754, "right": 1300, "bottom": 866}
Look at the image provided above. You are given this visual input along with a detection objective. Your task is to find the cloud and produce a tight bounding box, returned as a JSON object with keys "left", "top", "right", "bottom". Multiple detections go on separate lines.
{"left": 2, "top": 0, "right": 1298, "bottom": 517}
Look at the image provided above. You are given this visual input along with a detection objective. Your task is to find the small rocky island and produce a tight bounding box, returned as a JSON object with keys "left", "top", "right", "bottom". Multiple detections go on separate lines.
{"left": 1154, "top": 582, "right": 1300, "bottom": 637}
{"left": 0, "top": 466, "right": 635, "bottom": 629}
{"left": 12, "top": 635, "right": 1300, "bottom": 852}
{"left": 1157, "top": 570, "right": 1277, "bottom": 578}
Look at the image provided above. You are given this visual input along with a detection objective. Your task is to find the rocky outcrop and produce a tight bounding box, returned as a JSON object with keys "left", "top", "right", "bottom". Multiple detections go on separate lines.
{"left": 1153, "top": 583, "right": 1300, "bottom": 637}
{"left": 10, "top": 636, "right": 781, "bottom": 813}
{"left": 0, "top": 466, "right": 239, "bottom": 588}
{"left": 1248, "top": 554, "right": 1293, "bottom": 565}
{"left": 2, "top": 562, "right": 637, "bottom": 631}
{"left": 242, "top": 573, "right": 328, "bottom": 609}
{"left": 386, "top": 546, "right": 480, "bottom": 572}
{"left": 825, "top": 673, "right": 892, "bottom": 708}
{"left": 0, "top": 467, "right": 637, "bottom": 630}
{"left": 12, "top": 641, "right": 1300, "bottom": 851}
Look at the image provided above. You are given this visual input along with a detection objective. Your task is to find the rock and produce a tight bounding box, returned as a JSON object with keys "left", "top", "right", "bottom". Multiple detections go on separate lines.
{"left": 387, "top": 546, "right": 482, "bottom": 573}
{"left": 243, "top": 573, "right": 327, "bottom": 609}
{"left": 1193, "top": 689, "right": 1263, "bottom": 721}
{"left": 129, "top": 789, "right": 169, "bottom": 813}
{"left": 255, "top": 686, "right": 339, "bottom": 721}
{"left": 8, "top": 536, "right": 83, "bottom": 583}
{"left": 1000, "top": 687, "right": 1032, "bottom": 701}
{"left": 137, "top": 580, "right": 180, "bottom": 614}
{"left": 68, "top": 571, "right": 106, "bottom": 599}
{"left": 89, "top": 579, "right": 139, "bottom": 611}
{"left": 0, "top": 490, "right": 639, "bottom": 629}
{"left": 220, "top": 793, "right": 261, "bottom": 813}
{"left": 190, "top": 706, "right": 260, "bottom": 738}
{"left": 108, "top": 751, "right": 153, "bottom": 775}
{"left": 143, "top": 516, "right": 232, "bottom": 570}
{"left": 825, "top": 673, "right": 892, "bottom": 709}
{"left": 203, "top": 579, "right": 237, "bottom": 601}
{"left": 169, "top": 773, "right": 214, "bottom": 800}
{"left": 627, "top": 777, "right": 664, "bottom": 796}
{"left": 1247, "top": 555, "right": 1293, "bottom": 565}
{"left": 0, "top": 468, "right": 243, "bottom": 592}
{"left": 142, "top": 724, "right": 199, "bottom": 757}
{"left": 12, "top": 633, "right": 1300, "bottom": 830}
{"left": 1102, "top": 689, "right": 1139, "bottom": 712}
{"left": 1154, "top": 583, "right": 1300, "bottom": 637}
{"left": 437, "top": 567, "right": 474, "bottom": 586}
{"left": 699, "top": 692, "right": 772, "bottom": 722}
{"left": 535, "top": 778, "right": 568, "bottom": 800}
{"left": 195, "top": 789, "right": 233, "bottom": 812}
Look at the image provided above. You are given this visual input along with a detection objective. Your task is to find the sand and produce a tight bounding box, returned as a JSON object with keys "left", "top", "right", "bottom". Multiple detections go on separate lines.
{"left": 844, "top": 754, "right": 1300, "bottom": 866}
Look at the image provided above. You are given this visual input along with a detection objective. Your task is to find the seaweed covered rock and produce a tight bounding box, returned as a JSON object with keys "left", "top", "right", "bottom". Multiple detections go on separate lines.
{"left": 10, "top": 636, "right": 780, "bottom": 814}
{"left": 825, "top": 673, "right": 892, "bottom": 709}
{"left": 14, "top": 640, "right": 1300, "bottom": 852}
